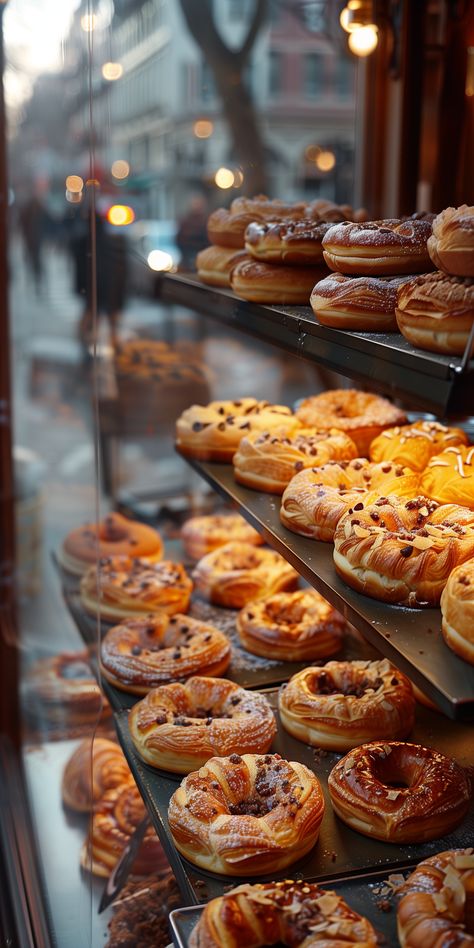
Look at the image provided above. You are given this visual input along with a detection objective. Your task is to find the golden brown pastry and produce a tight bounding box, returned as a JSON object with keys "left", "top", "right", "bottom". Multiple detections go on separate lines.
{"left": 207, "top": 197, "right": 309, "bottom": 249}
{"left": 80, "top": 781, "right": 165, "bottom": 877}
{"left": 322, "top": 219, "right": 435, "bottom": 276}
{"left": 279, "top": 659, "right": 415, "bottom": 751}
{"left": 189, "top": 880, "right": 378, "bottom": 948}
{"left": 328, "top": 741, "right": 470, "bottom": 843}
{"left": 244, "top": 219, "right": 333, "bottom": 265}
{"left": 421, "top": 444, "right": 474, "bottom": 507}
{"left": 397, "top": 849, "right": 474, "bottom": 947}
{"left": 62, "top": 737, "right": 130, "bottom": 812}
{"left": 80, "top": 556, "right": 193, "bottom": 622}
{"left": 181, "top": 513, "right": 264, "bottom": 560}
{"left": 233, "top": 427, "right": 358, "bottom": 494}
{"left": 306, "top": 198, "right": 357, "bottom": 222}
{"left": 333, "top": 494, "right": 474, "bottom": 607}
{"left": 196, "top": 245, "right": 250, "bottom": 286}
{"left": 230, "top": 194, "right": 309, "bottom": 221}
{"left": 296, "top": 389, "right": 407, "bottom": 456}
{"left": 22, "top": 651, "right": 110, "bottom": 728}
{"left": 440, "top": 559, "right": 474, "bottom": 665}
{"left": 192, "top": 542, "right": 299, "bottom": 608}
{"left": 311, "top": 272, "right": 414, "bottom": 331}
{"left": 100, "top": 613, "right": 231, "bottom": 695}
{"left": 128, "top": 677, "right": 276, "bottom": 773}
{"left": 236, "top": 588, "right": 345, "bottom": 661}
{"left": 168, "top": 752, "right": 325, "bottom": 875}
{"left": 60, "top": 512, "right": 164, "bottom": 576}
{"left": 395, "top": 271, "right": 474, "bottom": 355}
{"left": 280, "top": 459, "right": 420, "bottom": 541}
{"left": 369, "top": 420, "right": 469, "bottom": 473}
{"left": 428, "top": 204, "right": 474, "bottom": 276}
{"left": 231, "top": 258, "right": 327, "bottom": 305}
{"left": 175, "top": 397, "right": 297, "bottom": 462}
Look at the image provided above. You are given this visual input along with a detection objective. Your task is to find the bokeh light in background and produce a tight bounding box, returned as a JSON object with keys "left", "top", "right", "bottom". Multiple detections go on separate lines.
{"left": 65, "top": 175, "right": 84, "bottom": 193}
{"left": 106, "top": 205, "right": 135, "bottom": 226}
{"left": 80, "top": 13, "right": 97, "bottom": 32}
{"left": 214, "top": 167, "right": 235, "bottom": 189}
{"left": 102, "top": 62, "right": 123, "bottom": 81}
{"left": 65, "top": 190, "right": 82, "bottom": 204}
{"left": 348, "top": 24, "right": 378, "bottom": 56}
{"left": 147, "top": 250, "right": 174, "bottom": 272}
{"left": 111, "top": 160, "right": 130, "bottom": 180}
{"left": 315, "top": 150, "right": 336, "bottom": 172}
{"left": 233, "top": 169, "right": 244, "bottom": 188}
{"left": 305, "top": 144, "right": 322, "bottom": 162}
{"left": 193, "top": 119, "right": 214, "bottom": 139}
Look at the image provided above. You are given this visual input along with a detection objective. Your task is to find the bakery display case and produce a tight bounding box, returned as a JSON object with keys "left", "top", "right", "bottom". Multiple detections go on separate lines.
{"left": 1, "top": 1, "right": 474, "bottom": 946}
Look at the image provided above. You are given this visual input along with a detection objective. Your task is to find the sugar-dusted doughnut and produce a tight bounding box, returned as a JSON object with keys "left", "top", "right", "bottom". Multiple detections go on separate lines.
{"left": 296, "top": 389, "right": 407, "bottom": 456}
{"left": 322, "top": 218, "right": 435, "bottom": 276}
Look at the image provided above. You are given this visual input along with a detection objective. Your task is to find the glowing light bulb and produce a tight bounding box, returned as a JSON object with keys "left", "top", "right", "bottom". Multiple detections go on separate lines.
{"left": 107, "top": 205, "right": 135, "bottom": 226}
{"left": 193, "top": 119, "right": 214, "bottom": 139}
{"left": 214, "top": 167, "right": 235, "bottom": 189}
{"left": 102, "top": 62, "right": 123, "bottom": 81}
{"left": 315, "top": 150, "right": 336, "bottom": 172}
{"left": 81, "top": 14, "right": 97, "bottom": 32}
{"left": 65, "top": 175, "right": 84, "bottom": 193}
{"left": 348, "top": 24, "right": 379, "bottom": 56}
{"left": 111, "top": 160, "right": 130, "bottom": 180}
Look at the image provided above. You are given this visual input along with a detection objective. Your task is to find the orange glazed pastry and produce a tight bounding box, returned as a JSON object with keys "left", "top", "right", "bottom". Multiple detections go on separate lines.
{"left": 328, "top": 741, "right": 470, "bottom": 843}
{"left": 192, "top": 542, "right": 299, "bottom": 608}
{"left": 60, "top": 512, "right": 164, "bottom": 575}
{"left": 100, "top": 613, "right": 231, "bottom": 696}
{"left": 428, "top": 204, "right": 474, "bottom": 276}
{"left": 369, "top": 420, "right": 468, "bottom": 473}
{"left": 279, "top": 659, "right": 415, "bottom": 751}
{"left": 333, "top": 494, "right": 474, "bottom": 607}
{"left": 189, "top": 880, "right": 378, "bottom": 948}
{"left": 237, "top": 589, "right": 345, "bottom": 661}
{"left": 80, "top": 556, "right": 193, "bottom": 622}
{"left": 62, "top": 737, "right": 130, "bottom": 812}
{"left": 128, "top": 677, "right": 276, "bottom": 773}
{"left": 420, "top": 444, "right": 474, "bottom": 508}
{"left": 397, "top": 849, "right": 474, "bottom": 947}
{"left": 168, "top": 753, "right": 325, "bottom": 875}
{"left": 176, "top": 397, "right": 297, "bottom": 462}
{"left": 181, "top": 512, "right": 263, "bottom": 560}
{"left": 233, "top": 426, "right": 358, "bottom": 494}
{"left": 296, "top": 389, "right": 407, "bottom": 456}
{"left": 440, "top": 559, "right": 474, "bottom": 665}
{"left": 280, "top": 459, "right": 420, "bottom": 541}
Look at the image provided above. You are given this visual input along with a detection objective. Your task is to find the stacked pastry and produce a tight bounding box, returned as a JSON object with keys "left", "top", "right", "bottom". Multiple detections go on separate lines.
{"left": 197, "top": 193, "right": 366, "bottom": 300}
{"left": 311, "top": 214, "right": 435, "bottom": 331}
{"left": 396, "top": 204, "right": 474, "bottom": 355}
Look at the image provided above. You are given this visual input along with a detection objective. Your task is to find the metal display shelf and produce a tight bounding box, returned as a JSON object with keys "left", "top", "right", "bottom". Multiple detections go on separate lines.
{"left": 160, "top": 273, "right": 474, "bottom": 415}
{"left": 113, "top": 690, "right": 474, "bottom": 907}
{"left": 181, "top": 458, "right": 474, "bottom": 721}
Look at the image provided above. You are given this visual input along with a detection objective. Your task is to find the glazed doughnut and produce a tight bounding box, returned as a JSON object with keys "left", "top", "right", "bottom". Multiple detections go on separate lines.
{"left": 369, "top": 420, "right": 469, "bottom": 473}
{"left": 60, "top": 512, "right": 164, "bottom": 576}
{"left": 395, "top": 271, "right": 474, "bottom": 355}
{"left": 80, "top": 556, "right": 193, "bottom": 622}
{"left": 428, "top": 204, "right": 474, "bottom": 276}
{"left": 80, "top": 781, "right": 165, "bottom": 877}
{"left": 328, "top": 741, "right": 470, "bottom": 843}
{"left": 280, "top": 459, "right": 420, "bottom": 541}
{"left": 322, "top": 219, "right": 435, "bottom": 276}
{"left": 233, "top": 427, "right": 358, "bottom": 494}
{"left": 333, "top": 494, "right": 474, "bottom": 607}
{"left": 192, "top": 542, "right": 299, "bottom": 609}
{"left": 231, "top": 258, "right": 327, "bottom": 305}
{"left": 244, "top": 219, "right": 333, "bottom": 265}
{"left": 181, "top": 513, "right": 264, "bottom": 561}
{"left": 128, "top": 677, "right": 276, "bottom": 773}
{"left": 440, "top": 559, "right": 474, "bottom": 665}
{"left": 22, "top": 651, "right": 109, "bottom": 728}
{"left": 397, "top": 849, "right": 474, "bottom": 947}
{"left": 100, "top": 613, "right": 231, "bottom": 695}
{"left": 296, "top": 389, "right": 407, "bottom": 456}
{"left": 168, "top": 752, "right": 325, "bottom": 875}
{"left": 420, "top": 444, "right": 474, "bottom": 507}
{"left": 236, "top": 589, "right": 346, "bottom": 661}
{"left": 196, "top": 245, "right": 250, "bottom": 286}
{"left": 279, "top": 659, "right": 415, "bottom": 751}
{"left": 62, "top": 737, "right": 130, "bottom": 812}
{"left": 189, "top": 880, "right": 378, "bottom": 948}
{"left": 175, "top": 397, "right": 297, "bottom": 463}
{"left": 311, "top": 272, "right": 414, "bottom": 332}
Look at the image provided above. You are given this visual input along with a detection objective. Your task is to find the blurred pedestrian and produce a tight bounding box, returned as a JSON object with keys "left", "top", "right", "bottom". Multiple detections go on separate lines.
{"left": 176, "top": 194, "right": 209, "bottom": 270}
{"left": 18, "top": 194, "right": 50, "bottom": 294}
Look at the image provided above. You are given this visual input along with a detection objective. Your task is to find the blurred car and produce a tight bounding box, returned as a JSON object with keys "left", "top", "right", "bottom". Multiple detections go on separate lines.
{"left": 125, "top": 219, "right": 181, "bottom": 296}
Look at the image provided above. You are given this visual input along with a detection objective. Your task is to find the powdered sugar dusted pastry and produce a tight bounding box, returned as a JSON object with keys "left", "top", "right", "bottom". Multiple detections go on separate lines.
{"left": 181, "top": 513, "right": 263, "bottom": 560}
{"left": 245, "top": 219, "right": 333, "bottom": 265}
{"left": 322, "top": 219, "right": 435, "bottom": 276}
{"left": 296, "top": 389, "right": 407, "bottom": 456}
{"left": 80, "top": 556, "right": 193, "bottom": 621}
{"left": 396, "top": 271, "right": 474, "bottom": 355}
{"left": 237, "top": 588, "right": 346, "bottom": 661}
{"left": 192, "top": 542, "right": 299, "bottom": 609}
{"left": 428, "top": 204, "right": 474, "bottom": 276}
{"left": 311, "top": 272, "right": 414, "bottom": 331}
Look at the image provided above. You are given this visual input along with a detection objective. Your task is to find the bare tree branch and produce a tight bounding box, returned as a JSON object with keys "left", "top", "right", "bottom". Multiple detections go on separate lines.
{"left": 238, "top": 0, "right": 269, "bottom": 63}
{"left": 179, "top": 0, "right": 233, "bottom": 62}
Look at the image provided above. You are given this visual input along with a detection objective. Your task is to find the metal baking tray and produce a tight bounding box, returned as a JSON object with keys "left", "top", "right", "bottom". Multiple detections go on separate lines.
{"left": 112, "top": 689, "right": 474, "bottom": 905}
{"left": 169, "top": 864, "right": 410, "bottom": 948}
{"left": 181, "top": 459, "right": 474, "bottom": 721}
{"left": 161, "top": 273, "right": 474, "bottom": 415}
